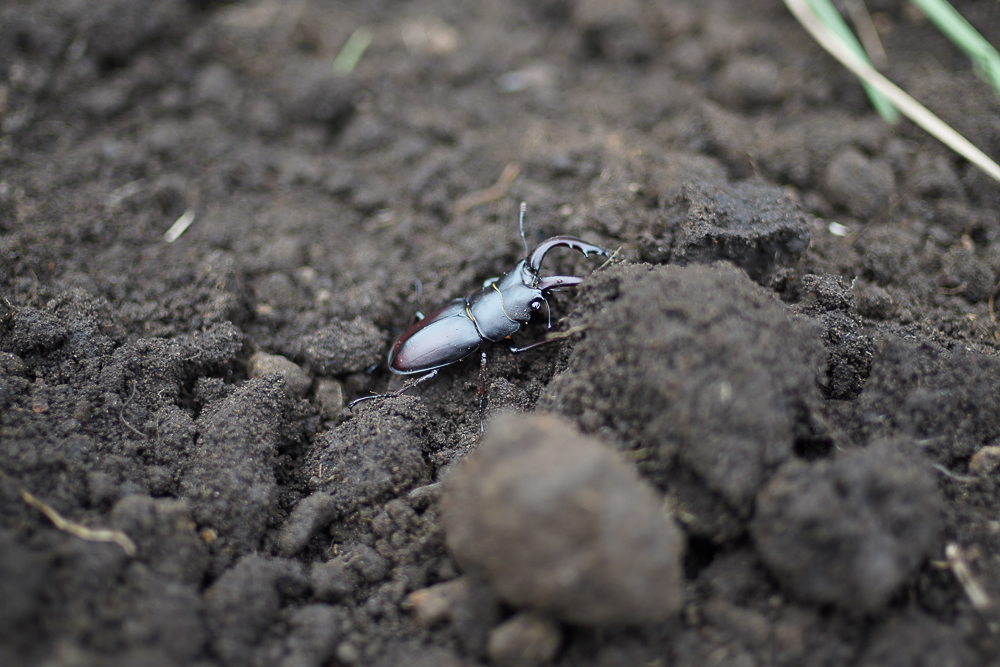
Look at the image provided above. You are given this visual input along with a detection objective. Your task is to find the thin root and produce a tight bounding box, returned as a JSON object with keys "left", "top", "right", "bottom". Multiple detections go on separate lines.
{"left": 20, "top": 488, "right": 136, "bottom": 556}
{"left": 119, "top": 381, "right": 146, "bottom": 439}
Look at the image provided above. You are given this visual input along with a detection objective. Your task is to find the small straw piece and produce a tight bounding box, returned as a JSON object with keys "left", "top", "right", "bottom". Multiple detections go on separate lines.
{"left": 20, "top": 488, "right": 136, "bottom": 556}
{"left": 843, "top": 0, "right": 888, "bottom": 70}
{"left": 945, "top": 542, "right": 991, "bottom": 611}
{"left": 164, "top": 209, "right": 196, "bottom": 243}
{"left": 333, "top": 27, "right": 373, "bottom": 75}
{"left": 784, "top": 0, "right": 1000, "bottom": 183}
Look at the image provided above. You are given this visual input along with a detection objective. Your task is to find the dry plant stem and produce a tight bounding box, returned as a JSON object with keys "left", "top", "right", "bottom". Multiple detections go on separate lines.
{"left": 945, "top": 543, "right": 991, "bottom": 611}
{"left": 807, "top": 0, "right": 897, "bottom": 120}
{"left": 20, "top": 488, "right": 137, "bottom": 556}
{"left": 843, "top": 0, "right": 888, "bottom": 69}
{"left": 784, "top": 0, "right": 1000, "bottom": 183}
{"left": 451, "top": 163, "right": 521, "bottom": 216}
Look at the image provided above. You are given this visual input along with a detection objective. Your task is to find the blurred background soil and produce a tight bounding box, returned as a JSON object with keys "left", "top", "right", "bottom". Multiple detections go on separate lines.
{"left": 3, "top": 0, "right": 1000, "bottom": 665}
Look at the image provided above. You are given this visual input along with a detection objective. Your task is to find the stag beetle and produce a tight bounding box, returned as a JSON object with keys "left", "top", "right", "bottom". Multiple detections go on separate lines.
{"left": 350, "top": 203, "right": 608, "bottom": 427}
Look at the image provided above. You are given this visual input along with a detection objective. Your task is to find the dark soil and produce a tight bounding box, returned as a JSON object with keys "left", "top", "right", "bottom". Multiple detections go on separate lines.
{"left": 3, "top": 0, "right": 1000, "bottom": 665}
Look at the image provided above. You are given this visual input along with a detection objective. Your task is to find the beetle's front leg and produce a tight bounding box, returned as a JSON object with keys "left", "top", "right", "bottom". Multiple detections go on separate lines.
{"left": 507, "top": 324, "right": 592, "bottom": 354}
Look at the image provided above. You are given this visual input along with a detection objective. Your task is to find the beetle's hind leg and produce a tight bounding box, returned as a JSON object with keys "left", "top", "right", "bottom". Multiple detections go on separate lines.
{"left": 348, "top": 369, "right": 440, "bottom": 410}
{"left": 478, "top": 351, "right": 488, "bottom": 433}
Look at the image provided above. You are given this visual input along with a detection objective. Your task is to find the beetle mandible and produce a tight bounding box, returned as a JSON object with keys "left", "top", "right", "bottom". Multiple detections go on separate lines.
{"left": 349, "top": 203, "right": 609, "bottom": 426}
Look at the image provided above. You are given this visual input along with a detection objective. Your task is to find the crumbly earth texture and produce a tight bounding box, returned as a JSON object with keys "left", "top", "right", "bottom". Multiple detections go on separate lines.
{"left": 3, "top": 0, "right": 1000, "bottom": 665}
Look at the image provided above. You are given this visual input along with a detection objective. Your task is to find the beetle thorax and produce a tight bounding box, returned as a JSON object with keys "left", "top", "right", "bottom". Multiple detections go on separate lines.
{"left": 466, "top": 260, "right": 542, "bottom": 341}
{"left": 494, "top": 261, "right": 543, "bottom": 321}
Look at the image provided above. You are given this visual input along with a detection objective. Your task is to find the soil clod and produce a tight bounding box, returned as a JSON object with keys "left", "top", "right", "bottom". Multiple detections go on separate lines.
{"left": 442, "top": 413, "right": 685, "bottom": 625}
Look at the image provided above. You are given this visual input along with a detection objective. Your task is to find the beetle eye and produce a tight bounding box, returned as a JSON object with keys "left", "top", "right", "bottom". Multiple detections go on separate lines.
{"left": 531, "top": 300, "right": 542, "bottom": 310}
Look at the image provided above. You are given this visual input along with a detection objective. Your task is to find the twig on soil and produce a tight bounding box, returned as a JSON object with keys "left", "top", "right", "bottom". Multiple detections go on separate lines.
{"left": 19, "top": 488, "right": 136, "bottom": 556}
{"left": 944, "top": 542, "right": 991, "bottom": 611}
{"left": 784, "top": 0, "right": 1000, "bottom": 183}
{"left": 451, "top": 163, "right": 521, "bottom": 216}
{"left": 937, "top": 282, "right": 968, "bottom": 296}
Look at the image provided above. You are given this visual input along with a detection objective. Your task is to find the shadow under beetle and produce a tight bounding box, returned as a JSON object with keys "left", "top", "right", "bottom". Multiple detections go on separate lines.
{"left": 350, "top": 203, "right": 609, "bottom": 428}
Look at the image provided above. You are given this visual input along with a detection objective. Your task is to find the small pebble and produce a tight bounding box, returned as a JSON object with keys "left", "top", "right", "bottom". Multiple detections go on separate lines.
{"left": 406, "top": 579, "right": 469, "bottom": 627}
{"left": 248, "top": 351, "right": 312, "bottom": 398}
{"left": 335, "top": 642, "right": 359, "bottom": 665}
{"left": 315, "top": 379, "right": 345, "bottom": 420}
{"left": 969, "top": 445, "right": 1000, "bottom": 476}
{"left": 487, "top": 612, "right": 562, "bottom": 667}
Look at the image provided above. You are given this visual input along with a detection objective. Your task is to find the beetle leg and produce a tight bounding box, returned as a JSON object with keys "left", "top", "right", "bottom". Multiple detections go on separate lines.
{"left": 507, "top": 324, "right": 591, "bottom": 354}
{"left": 478, "top": 351, "right": 488, "bottom": 433}
{"left": 348, "top": 369, "right": 440, "bottom": 409}
{"left": 507, "top": 338, "right": 561, "bottom": 355}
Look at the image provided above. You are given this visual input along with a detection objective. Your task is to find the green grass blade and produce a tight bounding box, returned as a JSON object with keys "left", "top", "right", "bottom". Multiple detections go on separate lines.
{"left": 806, "top": 0, "right": 900, "bottom": 122}
{"left": 784, "top": 0, "right": 1000, "bottom": 182}
{"left": 909, "top": 0, "right": 1000, "bottom": 100}
{"left": 333, "top": 27, "right": 373, "bottom": 75}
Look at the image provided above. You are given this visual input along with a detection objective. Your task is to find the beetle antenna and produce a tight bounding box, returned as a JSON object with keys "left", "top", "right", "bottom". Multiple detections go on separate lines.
{"left": 518, "top": 202, "right": 529, "bottom": 258}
